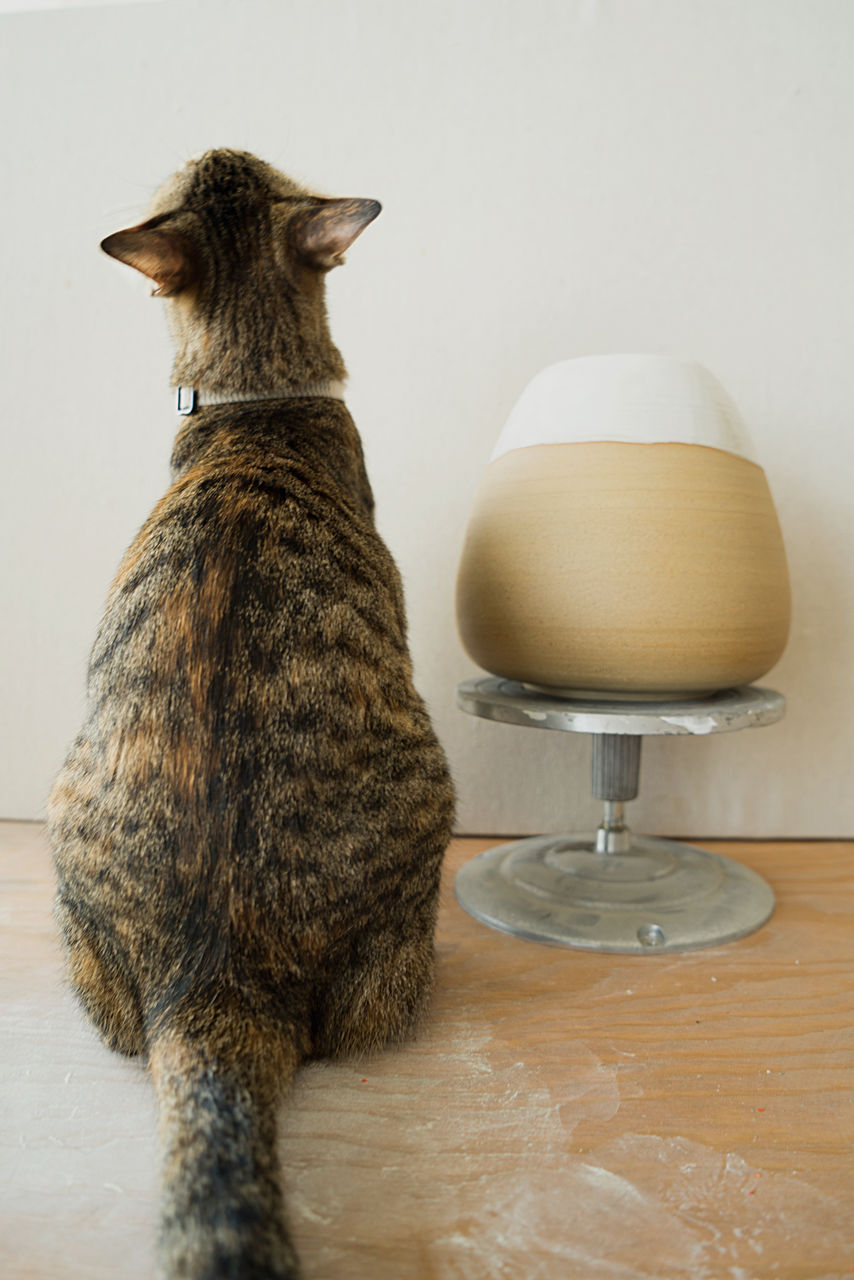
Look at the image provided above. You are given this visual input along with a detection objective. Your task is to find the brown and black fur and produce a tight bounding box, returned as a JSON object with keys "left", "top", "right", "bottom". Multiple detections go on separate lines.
{"left": 48, "top": 149, "right": 454, "bottom": 1279}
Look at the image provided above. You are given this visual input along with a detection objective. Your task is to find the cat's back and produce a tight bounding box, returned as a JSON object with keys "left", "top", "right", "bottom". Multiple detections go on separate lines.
{"left": 51, "top": 397, "right": 452, "bottom": 928}
{"left": 97, "top": 397, "right": 406, "bottom": 718}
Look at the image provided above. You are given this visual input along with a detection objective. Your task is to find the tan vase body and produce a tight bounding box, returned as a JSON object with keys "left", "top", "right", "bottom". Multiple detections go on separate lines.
{"left": 456, "top": 440, "right": 790, "bottom": 698}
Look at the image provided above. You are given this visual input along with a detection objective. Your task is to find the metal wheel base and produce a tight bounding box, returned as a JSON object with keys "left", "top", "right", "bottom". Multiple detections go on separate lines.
{"left": 454, "top": 831, "right": 774, "bottom": 954}
{"left": 453, "top": 679, "right": 784, "bottom": 954}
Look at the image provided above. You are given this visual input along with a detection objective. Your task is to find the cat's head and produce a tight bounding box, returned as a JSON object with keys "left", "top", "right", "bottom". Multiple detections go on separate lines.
{"left": 100, "top": 149, "right": 381, "bottom": 392}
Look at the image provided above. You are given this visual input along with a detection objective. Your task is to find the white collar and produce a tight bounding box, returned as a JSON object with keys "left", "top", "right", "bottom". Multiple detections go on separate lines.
{"left": 176, "top": 381, "right": 347, "bottom": 416}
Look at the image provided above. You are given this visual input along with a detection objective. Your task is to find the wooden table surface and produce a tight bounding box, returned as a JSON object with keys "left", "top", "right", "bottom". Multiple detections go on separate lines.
{"left": 2, "top": 822, "right": 853, "bottom": 1279}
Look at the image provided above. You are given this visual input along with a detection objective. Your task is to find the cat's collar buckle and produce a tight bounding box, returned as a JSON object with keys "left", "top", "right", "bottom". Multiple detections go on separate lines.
{"left": 176, "top": 386, "right": 196, "bottom": 416}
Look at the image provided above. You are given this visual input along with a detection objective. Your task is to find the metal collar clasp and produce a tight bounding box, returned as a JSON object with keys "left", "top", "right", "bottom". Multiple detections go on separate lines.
{"left": 176, "top": 386, "right": 196, "bottom": 416}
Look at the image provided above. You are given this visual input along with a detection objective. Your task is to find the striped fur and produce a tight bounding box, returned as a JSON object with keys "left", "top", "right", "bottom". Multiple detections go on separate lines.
{"left": 48, "top": 150, "right": 454, "bottom": 1279}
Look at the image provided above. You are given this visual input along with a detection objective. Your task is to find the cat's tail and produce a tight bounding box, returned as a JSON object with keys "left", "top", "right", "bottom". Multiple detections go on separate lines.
{"left": 148, "top": 1015, "right": 301, "bottom": 1280}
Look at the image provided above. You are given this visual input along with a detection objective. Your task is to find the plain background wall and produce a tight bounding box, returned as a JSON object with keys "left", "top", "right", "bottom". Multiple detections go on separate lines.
{"left": 1, "top": 0, "right": 853, "bottom": 836}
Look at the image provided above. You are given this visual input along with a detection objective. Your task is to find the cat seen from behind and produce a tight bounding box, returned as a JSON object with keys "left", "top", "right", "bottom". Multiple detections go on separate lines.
{"left": 48, "top": 148, "right": 455, "bottom": 1280}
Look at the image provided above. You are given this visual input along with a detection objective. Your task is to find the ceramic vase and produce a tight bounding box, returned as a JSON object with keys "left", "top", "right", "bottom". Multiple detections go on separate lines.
{"left": 456, "top": 355, "right": 790, "bottom": 699}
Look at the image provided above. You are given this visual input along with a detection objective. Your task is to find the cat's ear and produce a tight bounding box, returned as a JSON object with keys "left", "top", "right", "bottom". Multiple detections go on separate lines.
{"left": 289, "top": 198, "right": 381, "bottom": 270}
{"left": 100, "top": 220, "right": 198, "bottom": 297}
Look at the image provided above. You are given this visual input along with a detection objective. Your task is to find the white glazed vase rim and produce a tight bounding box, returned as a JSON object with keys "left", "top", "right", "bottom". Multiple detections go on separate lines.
{"left": 491, "top": 354, "right": 757, "bottom": 464}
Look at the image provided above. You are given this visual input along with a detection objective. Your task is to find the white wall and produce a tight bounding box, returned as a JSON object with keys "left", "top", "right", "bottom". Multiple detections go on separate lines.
{"left": 2, "top": 0, "right": 852, "bottom": 836}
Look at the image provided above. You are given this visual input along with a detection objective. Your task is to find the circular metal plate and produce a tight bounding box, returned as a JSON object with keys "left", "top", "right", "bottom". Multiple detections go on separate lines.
{"left": 457, "top": 678, "right": 786, "bottom": 737}
{"left": 454, "top": 834, "right": 775, "bottom": 953}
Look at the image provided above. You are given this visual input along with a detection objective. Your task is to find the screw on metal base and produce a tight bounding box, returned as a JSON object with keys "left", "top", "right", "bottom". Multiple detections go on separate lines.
{"left": 595, "top": 800, "right": 631, "bottom": 853}
{"left": 592, "top": 735, "right": 640, "bottom": 853}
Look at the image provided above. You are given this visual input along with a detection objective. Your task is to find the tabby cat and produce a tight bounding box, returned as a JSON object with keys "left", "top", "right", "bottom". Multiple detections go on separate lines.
{"left": 48, "top": 148, "right": 455, "bottom": 1280}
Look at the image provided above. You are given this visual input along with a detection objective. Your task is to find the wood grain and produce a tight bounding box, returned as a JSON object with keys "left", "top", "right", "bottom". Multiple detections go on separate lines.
{"left": 2, "top": 823, "right": 853, "bottom": 1279}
